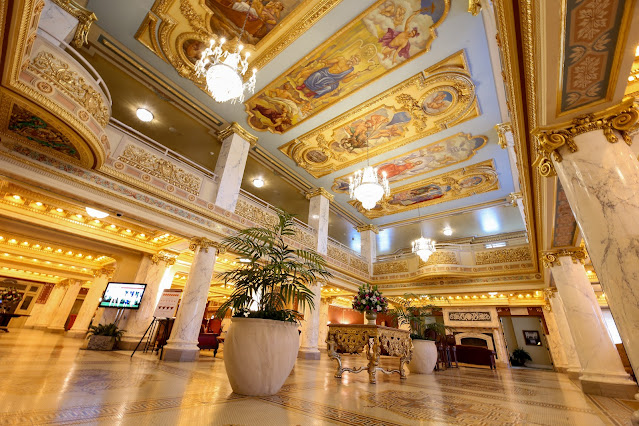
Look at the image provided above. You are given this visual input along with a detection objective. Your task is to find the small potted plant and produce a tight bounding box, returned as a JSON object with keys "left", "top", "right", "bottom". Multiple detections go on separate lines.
{"left": 352, "top": 283, "right": 388, "bottom": 324}
{"left": 510, "top": 348, "right": 532, "bottom": 367}
{"left": 217, "top": 209, "right": 331, "bottom": 396}
{"left": 86, "top": 323, "right": 125, "bottom": 351}
{"left": 389, "top": 294, "right": 448, "bottom": 374}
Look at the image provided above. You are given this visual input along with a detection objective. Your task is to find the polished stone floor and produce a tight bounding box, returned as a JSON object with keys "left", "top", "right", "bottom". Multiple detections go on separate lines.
{"left": 0, "top": 329, "right": 637, "bottom": 425}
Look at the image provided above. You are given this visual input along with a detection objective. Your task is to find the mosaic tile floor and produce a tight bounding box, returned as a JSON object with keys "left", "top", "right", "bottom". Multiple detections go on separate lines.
{"left": 0, "top": 329, "right": 636, "bottom": 425}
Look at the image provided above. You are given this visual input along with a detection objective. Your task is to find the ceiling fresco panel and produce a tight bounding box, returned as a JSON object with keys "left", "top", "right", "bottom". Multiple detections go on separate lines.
{"left": 278, "top": 50, "right": 478, "bottom": 178}
{"left": 349, "top": 159, "right": 499, "bottom": 219}
{"left": 331, "top": 132, "right": 487, "bottom": 193}
{"left": 246, "top": 0, "right": 451, "bottom": 134}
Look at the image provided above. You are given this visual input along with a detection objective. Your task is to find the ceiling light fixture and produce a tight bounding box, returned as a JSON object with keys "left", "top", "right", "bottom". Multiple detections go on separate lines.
{"left": 195, "top": 4, "right": 257, "bottom": 103}
{"left": 411, "top": 205, "right": 436, "bottom": 262}
{"left": 349, "top": 143, "right": 390, "bottom": 210}
{"left": 252, "top": 177, "right": 265, "bottom": 188}
{"left": 443, "top": 226, "right": 453, "bottom": 236}
{"left": 85, "top": 207, "right": 109, "bottom": 219}
{"left": 238, "top": 258, "right": 251, "bottom": 263}
{"left": 136, "top": 108, "right": 154, "bottom": 122}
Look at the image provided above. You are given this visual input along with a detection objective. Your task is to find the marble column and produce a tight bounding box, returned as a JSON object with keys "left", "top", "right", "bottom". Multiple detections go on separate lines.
{"left": 318, "top": 297, "right": 331, "bottom": 352}
{"left": 535, "top": 101, "right": 639, "bottom": 384}
{"left": 544, "top": 288, "right": 581, "bottom": 377}
{"left": 24, "top": 283, "right": 54, "bottom": 328}
{"left": 213, "top": 123, "right": 257, "bottom": 212}
{"left": 162, "top": 238, "right": 222, "bottom": 362}
{"left": 118, "top": 251, "right": 179, "bottom": 350}
{"left": 299, "top": 188, "right": 332, "bottom": 360}
{"left": 542, "top": 250, "right": 636, "bottom": 398}
{"left": 67, "top": 267, "right": 115, "bottom": 338}
{"left": 358, "top": 224, "right": 378, "bottom": 272}
{"left": 33, "top": 284, "right": 67, "bottom": 329}
{"left": 47, "top": 280, "right": 83, "bottom": 333}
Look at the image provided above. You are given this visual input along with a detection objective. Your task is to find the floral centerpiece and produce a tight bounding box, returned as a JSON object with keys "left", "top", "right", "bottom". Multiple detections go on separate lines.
{"left": 0, "top": 287, "right": 23, "bottom": 314}
{"left": 352, "top": 284, "right": 388, "bottom": 325}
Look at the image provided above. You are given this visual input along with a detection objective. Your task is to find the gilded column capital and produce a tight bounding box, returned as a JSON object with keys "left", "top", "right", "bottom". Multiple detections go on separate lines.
{"left": 189, "top": 237, "right": 227, "bottom": 254}
{"left": 541, "top": 247, "right": 587, "bottom": 268}
{"left": 51, "top": 0, "right": 97, "bottom": 48}
{"left": 508, "top": 191, "right": 522, "bottom": 207}
{"left": 92, "top": 266, "right": 115, "bottom": 278}
{"left": 356, "top": 224, "right": 379, "bottom": 234}
{"left": 468, "top": 0, "right": 481, "bottom": 15}
{"left": 532, "top": 99, "right": 639, "bottom": 177}
{"left": 217, "top": 122, "right": 258, "bottom": 147}
{"left": 495, "top": 122, "right": 513, "bottom": 149}
{"left": 306, "top": 187, "right": 334, "bottom": 202}
{"left": 151, "top": 249, "right": 180, "bottom": 265}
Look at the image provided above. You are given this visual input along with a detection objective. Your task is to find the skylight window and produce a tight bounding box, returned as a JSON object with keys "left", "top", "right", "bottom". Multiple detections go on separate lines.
{"left": 485, "top": 242, "right": 506, "bottom": 249}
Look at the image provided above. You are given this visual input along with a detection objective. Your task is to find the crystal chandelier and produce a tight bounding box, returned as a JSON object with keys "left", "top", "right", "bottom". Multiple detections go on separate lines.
{"left": 349, "top": 141, "right": 390, "bottom": 210}
{"left": 411, "top": 206, "right": 436, "bottom": 262}
{"left": 194, "top": 2, "right": 257, "bottom": 103}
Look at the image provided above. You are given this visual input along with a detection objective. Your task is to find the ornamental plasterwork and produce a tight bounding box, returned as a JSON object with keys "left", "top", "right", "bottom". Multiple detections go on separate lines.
{"left": 278, "top": 52, "right": 477, "bottom": 177}
{"left": 350, "top": 160, "right": 499, "bottom": 219}
{"left": 448, "top": 311, "right": 491, "bottom": 321}
{"left": 50, "top": 0, "right": 97, "bottom": 48}
{"left": 418, "top": 251, "right": 458, "bottom": 267}
{"left": 532, "top": 100, "right": 639, "bottom": 177}
{"left": 118, "top": 144, "right": 203, "bottom": 195}
{"left": 28, "top": 51, "right": 110, "bottom": 128}
{"left": 234, "top": 199, "right": 278, "bottom": 227}
{"left": 189, "top": 236, "right": 225, "bottom": 253}
{"left": 327, "top": 244, "right": 349, "bottom": 264}
{"left": 92, "top": 267, "right": 115, "bottom": 278}
{"left": 349, "top": 257, "right": 369, "bottom": 274}
{"left": 475, "top": 247, "right": 532, "bottom": 265}
{"left": 151, "top": 249, "right": 180, "bottom": 265}
{"left": 135, "top": 0, "right": 342, "bottom": 87}
{"left": 541, "top": 247, "right": 587, "bottom": 268}
{"left": 217, "top": 122, "right": 258, "bottom": 146}
{"left": 373, "top": 260, "right": 408, "bottom": 275}
{"left": 289, "top": 227, "right": 317, "bottom": 248}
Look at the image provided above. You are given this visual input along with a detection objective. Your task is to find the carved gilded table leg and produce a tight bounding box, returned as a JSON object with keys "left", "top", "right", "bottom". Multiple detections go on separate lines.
{"left": 368, "top": 336, "right": 381, "bottom": 384}
{"left": 326, "top": 334, "right": 343, "bottom": 378}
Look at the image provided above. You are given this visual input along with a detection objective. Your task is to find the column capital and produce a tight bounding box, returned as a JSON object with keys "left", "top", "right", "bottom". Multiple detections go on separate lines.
{"left": 218, "top": 122, "right": 258, "bottom": 147}
{"left": 541, "top": 247, "right": 587, "bottom": 268}
{"left": 356, "top": 224, "right": 379, "bottom": 234}
{"left": 92, "top": 266, "right": 115, "bottom": 278}
{"left": 51, "top": 0, "right": 97, "bottom": 48}
{"left": 468, "top": 0, "right": 481, "bottom": 15}
{"left": 542, "top": 287, "right": 557, "bottom": 311}
{"left": 151, "top": 249, "right": 180, "bottom": 265}
{"left": 508, "top": 191, "right": 522, "bottom": 206}
{"left": 306, "top": 187, "right": 334, "bottom": 202}
{"left": 495, "top": 122, "right": 513, "bottom": 149}
{"left": 532, "top": 99, "right": 639, "bottom": 177}
{"left": 189, "top": 237, "right": 226, "bottom": 254}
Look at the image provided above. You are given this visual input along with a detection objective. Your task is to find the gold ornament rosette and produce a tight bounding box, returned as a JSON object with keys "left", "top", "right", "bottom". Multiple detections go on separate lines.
{"left": 533, "top": 100, "right": 639, "bottom": 177}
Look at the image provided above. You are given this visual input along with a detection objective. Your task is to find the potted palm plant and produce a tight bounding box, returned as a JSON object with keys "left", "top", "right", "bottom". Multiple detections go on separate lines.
{"left": 510, "top": 348, "right": 532, "bottom": 366}
{"left": 217, "top": 209, "right": 331, "bottom": 396}
{"left": 86, "top": 323, "right": 125, "bottom": 350}
{"left": 389, "top": 295, "right": 448, "bottom": 374}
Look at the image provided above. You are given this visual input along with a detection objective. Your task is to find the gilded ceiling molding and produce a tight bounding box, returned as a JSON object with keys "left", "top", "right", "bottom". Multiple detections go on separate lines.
{"left": 92, "top": 267, "right": 115, "bottom": 278}
{"left": 495, "top": 122, "right": 512, "bottom": 149}
{"left": 305, "top": 187, "right": 334, "bottom": 202}
{"left": 189, "top": 237, "right": 226, "bottom": 254}
{"left": 50, "top": 0, "right": 97, "bottom": 48}
{"left": 217, "top": 122, "right": 258, "bottom": 147}
{"left": 532, "top": 100, "right": 639, "bottom": 177}
{"left": 468, "top": 0, "right": 481, "bottom": 16}
{"left": 151, "top": 249, "right": 180, "bottom": 265}
{"left": 541, "top": 247, "right": 587, "bottom": 268}
{"left": 356, "top": 224, "right": 379, "bottom": 234}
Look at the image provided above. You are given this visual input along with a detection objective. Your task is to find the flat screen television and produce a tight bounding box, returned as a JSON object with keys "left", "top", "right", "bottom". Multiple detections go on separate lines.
{"left": 99, "top": 282, "right": 146, "bottom": 309}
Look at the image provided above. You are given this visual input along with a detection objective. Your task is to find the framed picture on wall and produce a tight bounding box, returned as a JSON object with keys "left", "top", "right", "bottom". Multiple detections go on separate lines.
{"left": 523, "top": 330, "right": 541, "bottom": 346}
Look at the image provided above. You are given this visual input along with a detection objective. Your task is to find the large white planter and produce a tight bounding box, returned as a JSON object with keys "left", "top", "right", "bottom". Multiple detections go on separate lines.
{"left": 224, "top": 317, "right": 299, "bottom": 396}
{"left": 408, "top": 339, "right": 437, "bottom": 374}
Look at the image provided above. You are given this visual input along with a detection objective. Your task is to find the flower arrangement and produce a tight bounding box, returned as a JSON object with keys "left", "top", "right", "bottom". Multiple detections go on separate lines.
{"left": 0, "top": 288, "right": 23, "bottom": 313}
{"left": 352, "top": 284, "right": 388, "bottom": 313}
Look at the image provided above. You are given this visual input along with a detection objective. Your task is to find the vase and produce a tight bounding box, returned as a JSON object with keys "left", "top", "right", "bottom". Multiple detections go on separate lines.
{"left": 365, "top": 311, "right": 377, "bottom": 325}
{"left": 408, "top": 340, "right": 437, "bottom": 374}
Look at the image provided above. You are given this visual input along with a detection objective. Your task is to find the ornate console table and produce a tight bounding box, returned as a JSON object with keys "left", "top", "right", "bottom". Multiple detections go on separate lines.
{"left": 326, "top": 324, "right": 412, "bottom": 384}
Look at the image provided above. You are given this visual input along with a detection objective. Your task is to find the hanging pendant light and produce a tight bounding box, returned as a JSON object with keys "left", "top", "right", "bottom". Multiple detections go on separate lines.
{"left": 411, "top": 205, "right": 436, "bottom": 262}
{"left": 349, "top": 142, "right": 390, "bottom": 210}
{"left": 194, "top": 1, "right": 257, "bottom": 103}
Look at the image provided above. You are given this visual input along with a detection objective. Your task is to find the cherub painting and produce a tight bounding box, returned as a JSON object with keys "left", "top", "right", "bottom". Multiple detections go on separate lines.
{"left": 331, "top": 109, "right": 411, "bottom": 153}
{"left": 246, "top": 0, "right": 449, "bottom": 133}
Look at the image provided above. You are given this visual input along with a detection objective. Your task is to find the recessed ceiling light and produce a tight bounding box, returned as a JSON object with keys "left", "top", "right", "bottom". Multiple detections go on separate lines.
{"left": 85, "top": 207, "right": 109, "bottom": 219}
{"left": 239, "top": 258, "right": 251, "bottom": 263}
{"left": 252, "top": 177, "right": 265, "bottom": 188}
{"left": 443, "top": 227, "right": 453, "bottom": 236}
{"left": 136, "top": 108, "right": 154, "bottom": 122}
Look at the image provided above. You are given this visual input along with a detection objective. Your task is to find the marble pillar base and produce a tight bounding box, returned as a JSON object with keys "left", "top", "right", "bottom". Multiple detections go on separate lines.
{"left": 580, "top": 377, "right": 638, "bottom": 399}
{"left": 567, "top": 368, "right": 581, "bottom": 379}
{"left": 161, "top": 347, "right": 200, "bottom": 362}
{"left": 298, "top": 348, "right": 321, "bottom": 360}
{"left": 46, "top": 326, "right": 66, "bottom": 334}
{"left": 66, "top": 329, "right": 88, "bottom": 339}
{"left": 33, "top": 325, "right": 48, "bottom": 330}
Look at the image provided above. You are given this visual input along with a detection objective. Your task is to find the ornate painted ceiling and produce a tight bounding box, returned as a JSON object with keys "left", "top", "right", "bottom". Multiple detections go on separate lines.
{"left": 85, "top": 0, "right": 523, "bottom": 248}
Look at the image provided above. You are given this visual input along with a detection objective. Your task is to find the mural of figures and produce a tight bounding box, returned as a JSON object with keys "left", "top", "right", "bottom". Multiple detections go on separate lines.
{"left": 332, "top": 133, "right": 487, "bottom": 193}
{"left": 422, "top": 89, "right": 454, "bottom": 115}
{"left": 206, "top": 0, "right": 300, "bottom": 45}
{"left": 246, "top": 0, "right": 450, "bottom": 133}
{"left": 349, "top": 160, "right": 499, "bottom": 219}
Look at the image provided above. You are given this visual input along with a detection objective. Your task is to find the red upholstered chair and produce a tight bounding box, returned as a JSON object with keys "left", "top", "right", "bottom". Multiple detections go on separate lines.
{"left": 208, "top": 318, "right": 223, "bottom": 334}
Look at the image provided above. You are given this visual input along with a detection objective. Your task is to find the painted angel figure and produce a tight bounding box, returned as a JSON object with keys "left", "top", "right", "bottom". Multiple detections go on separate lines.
{"left": 379, "top": 5, "right": 434, "bottom": 64}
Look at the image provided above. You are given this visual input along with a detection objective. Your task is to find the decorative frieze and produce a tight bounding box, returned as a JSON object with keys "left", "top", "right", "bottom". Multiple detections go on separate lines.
{"left": 448, "top": 311, "right": 491, "bottom": 322}
{"left": 327, "top": 244, "right": 349, "bottom": 264}
{"left": 349, "top": 257, "right": 369, "bottom": 274}
{"left": 475, "top": 247, "right": 531, "bottom": 265}
{"left": 419, "top": 251, "right": 458, "bottom": 267}
{"left": 373, "top": 260, "right": 408, "bottom": 275}
{"left": 234, "top": 199, "right": 278, "bottom": 227}
{"left": 541, "top": 247, "right": 587, "bottom": 268}
{"left": 118, "top": 144, "right": 202, "bottom": 195}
